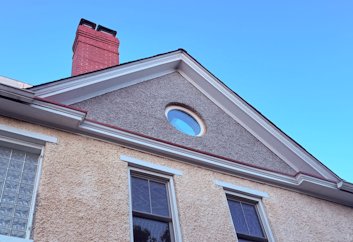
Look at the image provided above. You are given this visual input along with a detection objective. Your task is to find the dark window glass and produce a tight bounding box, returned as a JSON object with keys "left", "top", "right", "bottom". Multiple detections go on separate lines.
{"left": 133, "top": 217, "right": 171, "bottom": 242}
{"left": 131, "top": 177, "right": 150, "bottom": 213}
{"left": 131, "top": 174, "right": 172, "bottom": 242}
{"left": 242, "top": 203, "right": 264, "bottom": 237}
{"left": 150, "top": 181, "right": 169, "bottom": 217}
{"left": 228, "top": 200, "right": 248, "bottom": 234}
{"left": 167, "top": 109, "right": 201, "bottom": 136}
{"left": 227, "top": 197, "right": 267, "bottom": 242}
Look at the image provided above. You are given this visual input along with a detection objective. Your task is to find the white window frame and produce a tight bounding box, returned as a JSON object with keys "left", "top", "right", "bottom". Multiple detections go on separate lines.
{"left": 215, "top": 180, "right": 275, "bottom": 242}
{"left": 127, "top": 165, "right": 182, "bottom": 242}
{"left": 0, "top": 125, "right": 57, "bottom": 242}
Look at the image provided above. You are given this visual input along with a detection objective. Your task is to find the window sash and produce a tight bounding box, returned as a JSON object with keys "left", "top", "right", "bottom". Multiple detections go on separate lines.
{"left": 227, "top": 196, "right": 268, "bottom": 242}
{"left": 129, "top": 170, "right": 176, "bottom": 242}
{"left": 237, "top": 232, "right": 269, "bottom": 242}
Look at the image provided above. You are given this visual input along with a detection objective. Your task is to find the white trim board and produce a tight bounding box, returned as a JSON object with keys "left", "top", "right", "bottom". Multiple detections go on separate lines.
{"left": 0, "top": 123, "right": 57, "bottom": 144}
{"left": 214, "top": 180, "right": 269, "bottom": 198}
{"left": 120, "top": 154, "right": 183, "bottom": 176}
{"left": 79, "top": 120, "right": 353, "bottom": 207}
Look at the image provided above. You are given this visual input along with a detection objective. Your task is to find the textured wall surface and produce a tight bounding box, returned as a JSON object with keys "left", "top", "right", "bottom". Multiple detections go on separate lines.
{"left": 73, "top": 72, "right": 298, "bottom": 176}
{"left": 1, "top": 116, "right": 352, "bottom": 242}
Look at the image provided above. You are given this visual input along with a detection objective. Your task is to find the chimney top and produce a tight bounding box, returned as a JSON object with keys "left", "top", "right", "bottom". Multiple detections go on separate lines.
{"left": 97, "top": 25, "right": 117, "bottom": 37}
{"left": 71, "top": 18, "right": 120, "bottom": 76}
{"left": 79, "top": 18, "right": 96, "bottom": 29}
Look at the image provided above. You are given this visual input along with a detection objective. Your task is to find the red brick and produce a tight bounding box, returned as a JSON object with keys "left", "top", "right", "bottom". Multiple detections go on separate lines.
{"left": 72, "top": 24, "right": 119, "bottom": 76}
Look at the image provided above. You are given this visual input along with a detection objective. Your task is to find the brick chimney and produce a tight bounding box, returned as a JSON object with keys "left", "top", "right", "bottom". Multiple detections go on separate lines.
{"left": 72, "top": 19, "right": 120, "bottom": 76}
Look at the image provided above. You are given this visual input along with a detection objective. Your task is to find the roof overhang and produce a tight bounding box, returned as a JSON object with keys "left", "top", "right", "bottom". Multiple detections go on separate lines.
{"left": 31, "top": 50, "right": 338, "bottom": 181}
{"left": 1, "top": 50, "right": 351, "bottom": 207}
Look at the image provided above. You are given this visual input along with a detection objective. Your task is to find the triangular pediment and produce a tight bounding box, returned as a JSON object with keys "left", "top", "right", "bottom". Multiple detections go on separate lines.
{"left": 29, "top": 49, "right": 338, "bottom": 181}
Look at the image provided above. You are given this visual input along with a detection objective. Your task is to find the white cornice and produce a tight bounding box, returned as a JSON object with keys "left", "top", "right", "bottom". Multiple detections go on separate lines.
{"left": 33, "top": 52, "right": 182, "bottom": 104}
{"left": 1, "top": 50, "right": 349, "bottom": 206}
{"left": 28, "top": 51, "right": 339, "bottom": 181}
{"left": 78, "top": 120, "right": 352, "bottom": 207}
{"left": 337, "top": 181, "right": 353, "bottom": 193}
{"left": 31, "top": 99, "right": 86, "bottom": 122}
{"left": 178, "top": 52, "right": 338, "bottom": 181}
{"left": 0, "top": 124, "right": 57, "bottom": 144}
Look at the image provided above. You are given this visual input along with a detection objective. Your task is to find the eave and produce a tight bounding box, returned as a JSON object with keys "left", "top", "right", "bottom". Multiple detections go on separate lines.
{"left": 1, "top": 50, "right": 351, "bottom": 207}
{"left": 31, "top": 49, "right": 338, "bottom": 182}
{"left": 0, "top": 89, "right": 352, "bottom": 207}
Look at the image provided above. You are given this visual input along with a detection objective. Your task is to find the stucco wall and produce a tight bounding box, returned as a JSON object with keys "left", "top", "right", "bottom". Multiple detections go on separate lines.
{"left": 1, "top": 116, "right": 352, "bottom": 242}
{"left": 72, "top": 72, "right": 298, "bottom": 176}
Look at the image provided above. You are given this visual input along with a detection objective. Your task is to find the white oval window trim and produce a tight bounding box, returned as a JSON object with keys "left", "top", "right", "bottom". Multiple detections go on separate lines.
{"left": 165, "top": 105, "right": 206, "bottom": 137}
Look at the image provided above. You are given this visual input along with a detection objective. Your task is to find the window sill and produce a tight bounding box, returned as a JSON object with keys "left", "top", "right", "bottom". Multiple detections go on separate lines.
{"left": 0, "top": 235, "right": 33, "bottom": 242}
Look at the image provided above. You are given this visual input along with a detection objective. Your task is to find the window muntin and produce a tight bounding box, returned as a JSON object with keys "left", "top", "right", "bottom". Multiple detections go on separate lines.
{"left": 165, "top": 106, "right": 205, "bottom": 137}
{"left": 0, "top": 145, "right": 40, "bottom": 239}
{"left": 130, "top": 172, "right": 173, "bottom": 242}
{"left": 227, "top": 196, "right": 268, "bottom": 242}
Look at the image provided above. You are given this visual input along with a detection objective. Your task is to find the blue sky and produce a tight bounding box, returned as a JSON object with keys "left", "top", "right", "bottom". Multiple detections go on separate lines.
{"left": 1, "top": 1, "right": 352, "bottom": 181}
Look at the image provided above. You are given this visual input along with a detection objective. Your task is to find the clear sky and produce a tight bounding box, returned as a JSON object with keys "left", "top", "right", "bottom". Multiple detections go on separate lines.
{"left": 1, "top": 1, "right": 352, "bottom": 181}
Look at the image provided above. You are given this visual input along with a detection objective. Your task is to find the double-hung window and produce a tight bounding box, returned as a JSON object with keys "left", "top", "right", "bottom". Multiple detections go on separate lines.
{"left": 227, "top": 196, "right": 268, "bottom": 242}
{"left": 130, "top": 171, "right": 173, "bottom": 242}
{"left": 215, "top": 180, "right": 274, "bottom": 242}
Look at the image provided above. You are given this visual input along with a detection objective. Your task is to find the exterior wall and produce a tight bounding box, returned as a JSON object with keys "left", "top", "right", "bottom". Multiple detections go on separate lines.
{"left": 72, "top": 72, "right": 298, "bottom": 176}
{"left": 1, "top": 116, "right": 352, "bottom": 242}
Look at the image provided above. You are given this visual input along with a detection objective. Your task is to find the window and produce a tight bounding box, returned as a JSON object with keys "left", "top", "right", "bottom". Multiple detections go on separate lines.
{"left": 129, "top": 168, "right": 181, "bottom": 242}
{"left": 214, "top": 180, "right": 274, "bottom": 242}
{"left": 0, "top": 143, "right": 41, "bottom": 240}
{"left": 165, "top": 105, "right": 205, "bottom": 136}
{"left": 227, "top": 196, "right": 268, "bottom": 242}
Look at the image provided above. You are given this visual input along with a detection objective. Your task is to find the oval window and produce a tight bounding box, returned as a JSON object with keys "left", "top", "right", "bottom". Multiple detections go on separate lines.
{"left": 166, "top": 106, "right": 205, "bottom": 136}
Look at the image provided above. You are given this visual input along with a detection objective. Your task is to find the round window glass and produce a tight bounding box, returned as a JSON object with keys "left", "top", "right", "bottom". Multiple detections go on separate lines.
{"left": 166, "top": 107, "right": 204, "bottom": 136}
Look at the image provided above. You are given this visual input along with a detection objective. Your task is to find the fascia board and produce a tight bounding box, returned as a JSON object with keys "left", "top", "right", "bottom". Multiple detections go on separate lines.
{"left": 0, "top": 94, "right": 86, "bottom": 131}
{"left": 178, "top": 52, "right": 338, "bottom": 181}
{"left": 0, "top": 124, "right": 57, "bottom": 144}
{"left": 0, "top": 84, "right": 34, "bottom": 103}
{"left": 337, "top": 181, "right": 353, "bottom": 193}
{"left": 34, "top": 52, "right": 182, "bottom": 104}
{"left": 79, "top": 120, "right": 353, "bottom": 207}
{"left": 31, "top": 99, "right": 86, "bottom": 122}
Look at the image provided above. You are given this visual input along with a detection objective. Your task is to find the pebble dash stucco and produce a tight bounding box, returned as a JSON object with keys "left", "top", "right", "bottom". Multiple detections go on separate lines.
{"left": 0, "top": 116, "right": 352, "bottom": 242}
{"left": 72, "top": 72, "right": 298, "bottom": 176}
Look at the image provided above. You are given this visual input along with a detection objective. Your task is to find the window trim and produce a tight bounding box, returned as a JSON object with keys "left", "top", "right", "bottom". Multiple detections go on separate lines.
{"left": 0, "top": 135, "right": 44, "bottom": 242}
{"left": 215, "top": 180, "right": 275, "bottom": 242}
{"left": 128, "top": 166, "right": 182, "bottom": 242}
{"left": 165, "top": 105, "right": 206, "bottom": 137}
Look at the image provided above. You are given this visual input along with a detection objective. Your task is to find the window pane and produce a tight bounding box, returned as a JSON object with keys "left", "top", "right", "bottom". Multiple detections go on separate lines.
{"left": 242, "top": 203, "right": 264, "bottom": 238}
{"left": 150, "top": 181, "right": 169, "bottom": 217}
{"left": 131, "top": 177, "right": 150, "bottom": 213}
{"left": 133, "top": 217, "right": 171, "bottom": 242}
{"left": 0, "top": 147, "right": 11, "bottom": 158}
{"left": 167, "top": 109, "right": 201, "bottom": 136}
{"left": 227, "top": 200, "right": 248, "bottom": 235}
{"left": 10, "top": 150, "right": 26, "bottom": 162}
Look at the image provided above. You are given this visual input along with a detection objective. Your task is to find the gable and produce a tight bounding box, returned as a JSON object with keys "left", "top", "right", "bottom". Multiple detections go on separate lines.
{"left": 29, "top": 50, "right": 339, "bottom": 181}
{"left": 72, "top": 72, "right": 297, "bottom": 175}
{"left": 2, "top": 50, "right": 353, "bottom": 206}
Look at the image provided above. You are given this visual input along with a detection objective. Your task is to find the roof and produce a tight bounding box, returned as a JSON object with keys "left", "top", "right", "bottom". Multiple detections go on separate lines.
{"left": 1, "top": 49, "right": 353, "bottom": 207}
